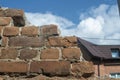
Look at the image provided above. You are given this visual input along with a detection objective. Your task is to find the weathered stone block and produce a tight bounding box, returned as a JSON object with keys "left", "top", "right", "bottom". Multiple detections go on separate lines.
{"left": 0, "top": 48, "right": 18, "bottom": 59}
{"left": 0, "top": 26, "right": 3, "bottom": 35}
{"left": 62, "top": 48, "right": 81, "bottom": 61}
{"left": 9, "top": 36, "right": 45, "bottom": 47}
{"left": 0, "top": 9, "right": 25, "bottom": 26}
{"left": 0, "top": 77, "right": 3, "bottom": 80}
{"left": 3, "top": 27, "right": 19, "bottom": 36}
{"left": 64, "top": 36, "right": 77, "bottom": 43}
{"left": 0, "top": 62, "right": 28, "bottom": 73}
{"left": 61, "top": 37, "right": 77, "bottom": 47}
{"left": 1, "top": 37, "right": 8, "bottom": 47}
{"left": 40, "top": 24, "right": 59, "bottom": 36}
{"left": 0, "top": 9, "right": 24, "bottom": 17}
{"left": 30, "top": 61, "right": 70, "bottom": 76}
{"left": 21, "top": 26, "right": 39, "bottom": 36}
{"left": 41, "top": 48, "right": 59, "bottom": 59}
{"left": 71, "top": 62, "right": 94, "bottom": 78}
{"left": 48, "top": 37, "right": 62, "bottom": 47}
{"left": 30, "top": 75, "right": 46, "bottom": 80}
{"left": 19, "top": 49, "right": 38, "bottom": 59}
{"left": 48, "top": 36, "right": 77, "bottom": 47}
{"left": 0, "top": 17, "right": 12, "bottom": 26}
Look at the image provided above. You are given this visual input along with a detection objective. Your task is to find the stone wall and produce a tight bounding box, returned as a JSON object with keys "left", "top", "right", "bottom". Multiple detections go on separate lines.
{"left": 0, "top": 8, "right": 95, "bottom": 80}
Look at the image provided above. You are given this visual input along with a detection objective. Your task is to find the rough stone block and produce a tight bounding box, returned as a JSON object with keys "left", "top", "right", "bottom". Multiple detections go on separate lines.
{"left": 62, "top": 48, "right": 81, "bottom": 61}
{"left": 71, "top": 62, "right": 94, "bottom": 78}
{"left": 0, "top": 17, "right": 12, "bottom": 26}
{"left": 61, "top": 37, "right": 77, "bottom": 47}
{"left": 30, "top": 75, "right": 46, "bottom": 80}
{"left": 19, "top": 49, "right": 38, "bottom": 59}
{"left": 64, "top": 36, "right": 77, "bottom": 43}
{"left": 0, "top": 26, "right": 3, "bottom": 35}
{"left": 3, "top": 27, "right": 19, "bottom": 36}
{"left": 1, "top": 37, "right": 8, "bottom": 47}
{"left": 0, "top": 9, "right": 24, "bottom": 17}
{"left": 0, "top": 62, "right": 28, "bottom": 73}
{"left": 0, "top": 77, "right": 3, "bottom": 80}
{"left": 21, "top": 26, "right": 39, "bottom": 36}
{"left": 48, "top": 37, "right": 62, "bottom": 47}
{"left": 30, "top": 61, "right": 70, "bottom": 76}
{"left": 40, "top": 24, "right": 59, "bottom": 36}
{"left": 9, "top": 36, "right": 45, "bottom": 47}
{"left": 0, "top": 48, "right": 18, "bottom": 59}
{"left": 41, "top": 48, "right": 59, "bottom": 59}
{"left": 0, "top": 9, "right": 25, "bottom": 26}
{"left": 48, "top": 36, "right": 77, "bottom": 47}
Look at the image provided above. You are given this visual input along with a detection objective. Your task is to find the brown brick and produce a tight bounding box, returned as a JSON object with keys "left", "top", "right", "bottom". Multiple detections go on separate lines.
{"left": 0, "top": 9, "right": 25, "bottom": 27}
{"left": 62, "top": 48, "right": 81, "bottom": 61}
{"left": 41, "top": 48, "right": 59, "bottom": 59}
{"left": 0, "top": 77, "right": 3, "bottom": 80}
{"left": 40, "top": 24, "right": 59, "bottom": 36}
{"left": 0, "top": 17, "right": 12, "bottom": 26}
{"left": 98, "top": 64, "right": 106, "bottom": 76}
{"left": 9, "top": 36, "right": 45, "bottom": 47}
{"left": 0, "top": 9, "right": 4, "bottom": 16}
{"left": 1, "top": 37, "right": 8, "bottom": 47}
{"left": 30, "top": 61, "right": 70, "bottom": 76}
{"left": 48, "top": 37, "right": 62, "bottom": 47}
{"left": 20, "top": 49, "right": 38, "bottom": 59}
{"left": 61, "top": 37, "right": 77, "bottom": 47}
{"left": 21, "top": 26, "right": 39, "bottom": 36}
{"left": 30, "top": 75, "right": 46, "bottom": 80}
{"left": 3, "top": 27, "right": 19, "bottom": 36}
{"left": 0, "top": 26, "right": 3, "bottom": 35}
{"left": 0, "top": 48, "right": 18, "bottom": 59}
{"left": 0, "top": 62, "right": 28, "bottom": 73}
{"left": 105, "top": 65, "right": 120, "bottom": 75}
{"left": 48, "top": 36, "right": 77, "bottom": 47}
{"left": 0, "top": 9, "right": 24, "bottom": 17}
{"left": 71, "top": 62, "right": 94, "bottom": 78}
{"left": 64, "top": 36, "right": 77, "bottom": 43}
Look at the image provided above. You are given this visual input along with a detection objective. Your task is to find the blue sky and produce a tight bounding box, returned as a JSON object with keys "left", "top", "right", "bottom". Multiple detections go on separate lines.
{"left": 1, "top": 0, "right": 117, "bottom": 24}
{"left": 1, "top": 0, "right": 120, "bottom": 44}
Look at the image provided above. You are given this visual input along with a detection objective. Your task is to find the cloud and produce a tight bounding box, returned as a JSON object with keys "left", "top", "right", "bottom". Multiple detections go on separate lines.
{"left": 77, "top": 16, "right": 104, "bottom": 38}
{"left": 25, "top": 4, "right": 120, "bottom": 45}
{"left": 25, "top": 12, "right": 75, "bottom": 36}
{"left": 78, "top": 4, "right": 120, "bottom": 44}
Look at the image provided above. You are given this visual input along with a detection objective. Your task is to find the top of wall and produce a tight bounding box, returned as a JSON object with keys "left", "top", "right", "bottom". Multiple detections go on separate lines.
{"left": 0, "top": 8, "right": 25, "bottom": 27}
{"left": 0, "top": 8, "right": 95, "bottom": 80}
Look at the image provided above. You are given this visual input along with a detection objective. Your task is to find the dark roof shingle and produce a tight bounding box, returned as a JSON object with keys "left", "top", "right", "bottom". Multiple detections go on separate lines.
{"left": 77, "top": 38, "right": 120, "bottom": 59}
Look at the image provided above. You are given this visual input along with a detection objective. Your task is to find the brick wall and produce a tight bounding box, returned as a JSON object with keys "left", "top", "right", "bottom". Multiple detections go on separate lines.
{"left": 94, "top": 64, "right": 120, "bottom": 77}
{"left": 0, "top": 8, "right": 95, "bottom": 80}
{"left": 105, "top": 65, "right": 120, "bottom": 74}
{"left": 94, "top": 64, "right": 106, "bottom": 77}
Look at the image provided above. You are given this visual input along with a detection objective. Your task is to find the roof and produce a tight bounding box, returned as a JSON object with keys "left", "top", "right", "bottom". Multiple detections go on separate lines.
{"left": 77, "top": 37, "right": 120, "bottom": 59}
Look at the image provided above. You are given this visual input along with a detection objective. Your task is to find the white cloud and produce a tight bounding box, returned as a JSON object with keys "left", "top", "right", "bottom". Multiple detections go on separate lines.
{"left": 25, "top": 4, "right": 120, "bottom": 45}
{"left": 25, "top": 12, "right": 75, "bottom": 36}
{"left": 77, "top": 16, "right": 104, "bottom": 38}
{"left": 78, "top": 4, "right": 120, "bottom": 44}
